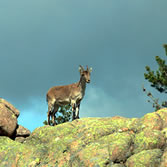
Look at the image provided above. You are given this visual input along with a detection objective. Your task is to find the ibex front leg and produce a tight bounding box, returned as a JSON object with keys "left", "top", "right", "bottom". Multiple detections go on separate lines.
{"left": 71, "top": 102, "right": 76, "bottom": 121}
{"left": 75, "top": 102, "right": 80, "bottom": 119}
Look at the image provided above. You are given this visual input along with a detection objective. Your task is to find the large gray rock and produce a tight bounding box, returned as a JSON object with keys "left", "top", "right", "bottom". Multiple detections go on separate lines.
{"left": 0, "top": 98, "right": 19, "bottom": 117}
{"left": 0, "top": 98, "right": 31, "bottom": 142}
{"left": 1, "top": 108, "right": 167, "bottom": 166}
{"left": 0, "top": 99, "right": 19, "bottom": 137}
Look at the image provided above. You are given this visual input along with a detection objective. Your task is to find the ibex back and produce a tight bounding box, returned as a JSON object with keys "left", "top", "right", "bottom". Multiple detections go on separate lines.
{"left": 46, "top": 65, "right": 92, "bottom": 125}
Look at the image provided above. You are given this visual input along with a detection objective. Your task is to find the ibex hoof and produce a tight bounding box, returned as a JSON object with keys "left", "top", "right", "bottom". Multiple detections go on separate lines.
{"left": 72, "top": 117, "right": 80, "bottom": 121}
{"left": 52, "top": 122, "right": 57, "bottom": 126}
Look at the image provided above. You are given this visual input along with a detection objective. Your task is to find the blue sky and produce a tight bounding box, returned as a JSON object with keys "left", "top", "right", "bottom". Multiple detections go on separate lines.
{"left": 0, "top": 0, "right": 167, "bottom": 132}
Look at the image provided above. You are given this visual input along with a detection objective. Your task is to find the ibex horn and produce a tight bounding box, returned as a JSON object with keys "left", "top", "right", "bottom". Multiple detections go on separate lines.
{"left": 79, "top": 65, "right": 84, "bottom": 71}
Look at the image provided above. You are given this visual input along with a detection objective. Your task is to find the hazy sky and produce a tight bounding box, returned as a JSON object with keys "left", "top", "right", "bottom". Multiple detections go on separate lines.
{"left": 0, "top": 0, "right": 167, "bottom": 132}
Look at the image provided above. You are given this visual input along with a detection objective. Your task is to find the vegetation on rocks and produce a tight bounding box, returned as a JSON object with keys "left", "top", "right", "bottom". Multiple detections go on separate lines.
{"left": 1, "top": 108, "right": 167, "bottom": 166}
{"left": 43, "top": 104, "right": 72, "bottom": 126}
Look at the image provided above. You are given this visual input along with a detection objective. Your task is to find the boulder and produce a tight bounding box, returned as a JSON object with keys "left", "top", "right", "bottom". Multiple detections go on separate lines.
{"left": 0, "top": 108, "right": 167, "bottom": 166}
{"left": 126, "top": 149, "right": 162, "bottom": 167}
{"left": 0, "top": 99, "right": 18, "bottom": 137}
{"left": 0, "top": 98, "right": 30, "bottom": 140}
{"left": 15, "top": 125, "right": 31, "bottom": 143}
{"left": 0, "top": 98, "right": 19, "bottom": 117}
{"left": 15, "top": 125, "right": 31, "bottom": 137}
{"left": 160, "top": 147, "right": 167, "bottom": 167}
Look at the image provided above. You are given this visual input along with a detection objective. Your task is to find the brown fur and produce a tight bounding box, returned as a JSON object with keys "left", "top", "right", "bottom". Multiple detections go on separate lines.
{"left": 46, "top": 65, "right": 92, "bottom": 125}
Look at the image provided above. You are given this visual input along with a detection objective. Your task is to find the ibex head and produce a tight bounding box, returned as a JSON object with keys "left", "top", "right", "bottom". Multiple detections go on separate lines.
{"left": 79, "top": 65, "right": 92, "bottom": 83}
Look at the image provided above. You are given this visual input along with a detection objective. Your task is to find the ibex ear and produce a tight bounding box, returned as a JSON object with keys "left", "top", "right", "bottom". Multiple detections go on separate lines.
{"left": 89, "top": 67, "right": 92, "bottom": 73}
{"left": 79, "top": 65, "right": 84, "bottom": 73}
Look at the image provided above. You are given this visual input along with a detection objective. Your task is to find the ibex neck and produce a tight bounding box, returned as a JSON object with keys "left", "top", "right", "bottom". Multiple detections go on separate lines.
{"left": 78, "top": 76, "right": 86, "bottom": 96}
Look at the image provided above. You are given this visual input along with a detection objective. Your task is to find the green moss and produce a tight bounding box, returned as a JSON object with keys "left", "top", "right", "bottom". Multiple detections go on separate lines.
{"left": 133, "top": 129, "right": 165, "bottom": 153}
{"left": 0, "top": 137, "right": 36, "bottom": 166}
{"left": 0, "top": 117, "right": 166, "bottom": 166}
{"left": 35, "top": 158, "right": 40, "bottom": 164}
{"left": 126, "top": 149, "right": 162, "bottom": 167}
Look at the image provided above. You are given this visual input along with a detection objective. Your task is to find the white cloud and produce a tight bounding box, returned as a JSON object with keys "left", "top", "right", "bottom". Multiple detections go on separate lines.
{"left": 80, "top": 85, "right": 153, "bottom": 119}
{"left": 80, "top": 86, "right": 124, "bottom": 118}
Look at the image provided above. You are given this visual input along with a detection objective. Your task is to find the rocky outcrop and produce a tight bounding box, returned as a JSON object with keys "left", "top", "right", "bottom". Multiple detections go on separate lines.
{"left": 0, "top": 98, "right": 30, "bottom": 140}
{"left": 0, "top": 107, "right": 167, "bottom": 166}
{"left": 0, "top": 98, "right": 19, "bottom": 137}
{"left": 0, "top": 98, "right": 20, "bottom": 117}
{"left": 15, "top": 125, "right": 31, "bottom": 143}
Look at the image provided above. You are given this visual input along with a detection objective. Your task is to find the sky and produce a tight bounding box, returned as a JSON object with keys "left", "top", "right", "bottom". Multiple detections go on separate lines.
{"left": 0, "top": 0, "right": 167, "bottom": 132}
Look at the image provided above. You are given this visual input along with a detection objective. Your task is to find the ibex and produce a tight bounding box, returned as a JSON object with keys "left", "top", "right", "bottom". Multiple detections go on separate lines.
{"left": 46, "top": 65, "right": 92, "bottom": 125}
